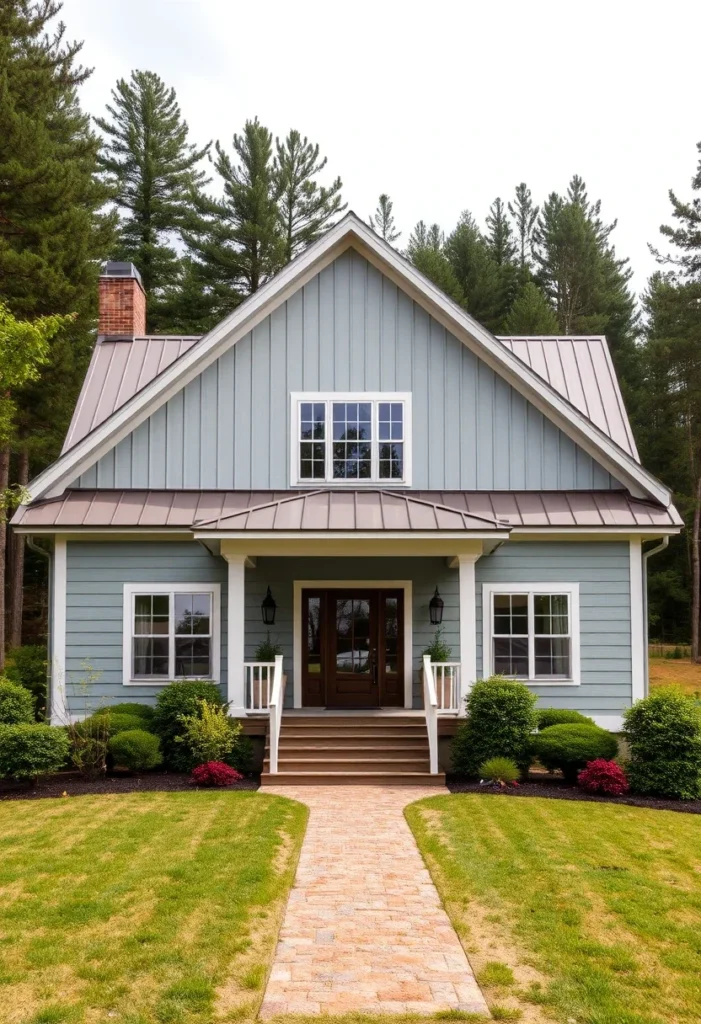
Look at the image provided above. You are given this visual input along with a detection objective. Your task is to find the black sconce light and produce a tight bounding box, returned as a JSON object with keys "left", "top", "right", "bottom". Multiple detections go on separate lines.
{"left": 429, "top": 587, "right": 444, "bottom": 626}
{"left": 261, "top": 586, "right": 277, "bottom": 626}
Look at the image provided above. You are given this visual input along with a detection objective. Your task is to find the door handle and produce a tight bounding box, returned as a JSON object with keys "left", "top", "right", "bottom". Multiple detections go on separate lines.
{"left": 370, "top": 647, "right": 378, "bottom": 684}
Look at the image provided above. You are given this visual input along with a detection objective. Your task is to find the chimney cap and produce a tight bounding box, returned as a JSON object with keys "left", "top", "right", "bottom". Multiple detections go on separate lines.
{"left": 100, "top": 261, "right": 143, "bottom": 286}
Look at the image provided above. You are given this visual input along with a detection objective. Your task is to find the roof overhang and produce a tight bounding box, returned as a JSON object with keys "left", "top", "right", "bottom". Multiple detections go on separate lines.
{"left": 22, "top": 213, "right": 672, "bottom": 507}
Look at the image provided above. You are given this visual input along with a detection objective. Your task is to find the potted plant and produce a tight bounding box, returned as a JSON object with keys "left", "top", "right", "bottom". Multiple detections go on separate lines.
{"left": 421, "top": 628, "right": 454, "bottom": 708}
{"left": 252, "top": 633, "right": 285, "bottom": 707}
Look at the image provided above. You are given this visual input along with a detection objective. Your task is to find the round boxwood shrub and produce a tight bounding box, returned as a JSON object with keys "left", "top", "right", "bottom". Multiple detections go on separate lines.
{"left": 108, "top": 729, "right": 163, "bottom": 771}
{"left": 531, "top": 723, "right": 618, "bottom": 783}
{"left": 537, "top": 708, "right": 594, "bottom": 730}
{"left": 152, "top": 681, "right": 225, "bottom": 771}
{"left": 0, "top": 723, "right": 69, "bottom": 781}
{"left": 451, "top": 676, "right": 538, "bottom": 777}
{"left": 93, "top": 702, "right": 155, "bottom": 725}
{"left": 0, "top": 678, "right": 35, "bottom": 725}
{"left": 623, "top": 688, "right": 701, "bottom": 800}
{"left": 76, "top": 713, "right": 144, "bottom": 739}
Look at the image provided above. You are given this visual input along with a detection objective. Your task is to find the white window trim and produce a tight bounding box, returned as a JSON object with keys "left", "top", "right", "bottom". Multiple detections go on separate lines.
{"left": 289, "top": 391, "right": 413, "bottom": 487}
{"left": 122, "top": 583, "right": 221, "bottom": 686}
{"left": 482, "top": 582, "right": 580, "bottom": 686}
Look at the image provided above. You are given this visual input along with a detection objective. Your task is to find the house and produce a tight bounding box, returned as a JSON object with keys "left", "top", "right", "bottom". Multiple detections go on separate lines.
{"left": 12, "top": 213, "right": 682, "bottom": 783}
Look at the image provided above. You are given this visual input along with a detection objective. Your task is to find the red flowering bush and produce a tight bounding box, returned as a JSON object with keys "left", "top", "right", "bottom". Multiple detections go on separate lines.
{"left": 192, "top": 761, "right": 242, "bottom": 787}
{"left": 577, "top": 759, "right": 629, "bottom": 796}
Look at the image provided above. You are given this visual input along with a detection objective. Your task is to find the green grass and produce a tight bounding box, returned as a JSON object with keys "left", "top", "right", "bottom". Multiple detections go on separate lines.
{"left": 0, "top": 791, "right": 307, "bottom": 1024}
{"left": 406, "top": 795, "right": 701, "bottom": 1024}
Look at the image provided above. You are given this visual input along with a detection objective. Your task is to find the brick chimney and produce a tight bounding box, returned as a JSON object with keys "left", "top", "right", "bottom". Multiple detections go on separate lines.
{"left": 98, "top": 262, "right": 146, "bottom": 338}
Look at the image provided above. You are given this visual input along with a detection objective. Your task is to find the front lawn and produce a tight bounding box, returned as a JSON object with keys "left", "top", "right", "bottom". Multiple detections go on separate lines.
{"left": 407, "top": 794, "right": 701, "bottom": 1024}
{"left": 0, "top": 791, "right": 307, "bottom": 1024}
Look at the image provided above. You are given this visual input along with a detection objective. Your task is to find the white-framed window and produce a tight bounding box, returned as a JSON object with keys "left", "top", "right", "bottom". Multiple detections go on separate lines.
{"left": 482, "top": 583, "right": 580, "bottom": 685}
{"left": 289, "top": 392, "right": 412, "bottom": 486}
{"left": 122, "top": 583, "right": 221, "bottom": 685}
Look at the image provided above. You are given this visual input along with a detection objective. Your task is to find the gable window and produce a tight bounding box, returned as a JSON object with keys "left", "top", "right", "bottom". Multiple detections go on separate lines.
{"left": 291, "top": 393, "right": 411, "bottom": 485}
{"left": 482, "top": 583, "right": 580, "bottom": 685}
{"left": 122, "top": 584, "right": 221, "bottom": 685}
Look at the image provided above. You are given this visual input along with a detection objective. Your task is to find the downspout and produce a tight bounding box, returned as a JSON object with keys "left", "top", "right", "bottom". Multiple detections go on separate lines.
{"left": 26, "top": 536, "right": 52, "bottom": 719}
{"left": 642, "top": 536, "right": 670, "bottom": 697}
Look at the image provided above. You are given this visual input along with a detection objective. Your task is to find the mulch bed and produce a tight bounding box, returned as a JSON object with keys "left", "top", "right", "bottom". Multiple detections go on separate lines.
{"left": 447, "top": 775, "right": 701, "bottom": 814}
{"left": 0, "top": 771, "right": 260, "bottom": 800}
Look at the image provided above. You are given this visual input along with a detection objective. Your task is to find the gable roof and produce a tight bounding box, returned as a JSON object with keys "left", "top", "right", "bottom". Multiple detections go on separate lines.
{"left": 24, "top": 212, "right": 670, "bottom": 506}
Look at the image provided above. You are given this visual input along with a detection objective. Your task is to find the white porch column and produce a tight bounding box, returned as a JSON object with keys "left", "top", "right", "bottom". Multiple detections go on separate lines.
{"left": 224, "top": 553, "right": 247, "bottom": 715}
{"left": 629, "top": 538, "right": 645, "bottom": 702}
{"left": 457, "top": 553, "right": 479, "bottom": 715}
{"left": 51, "top": 537, "right": 67, "bottom": 725}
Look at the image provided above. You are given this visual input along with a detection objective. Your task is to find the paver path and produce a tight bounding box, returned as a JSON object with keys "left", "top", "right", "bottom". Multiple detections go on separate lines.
{"left": 260, "top": 785, "right": 488, "bottom": 1017}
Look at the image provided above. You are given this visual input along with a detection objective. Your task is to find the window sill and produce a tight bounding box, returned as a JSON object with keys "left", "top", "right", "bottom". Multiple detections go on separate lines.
{"left": 290, "top": 480, "right": 409, "bottom": 488}
{"left": 524, "top": 679, "right": 580, "bottom": 687}
{"left": 123, "top": 679, "right": 217, "bottom": 687}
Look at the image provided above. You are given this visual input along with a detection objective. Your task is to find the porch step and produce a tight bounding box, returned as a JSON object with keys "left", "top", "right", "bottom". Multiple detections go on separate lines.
{"left": 267, "top": 757, "right": 431, "bottom": 772}
{"left": 260, "top": 770, "right": 446, "bottom": 787}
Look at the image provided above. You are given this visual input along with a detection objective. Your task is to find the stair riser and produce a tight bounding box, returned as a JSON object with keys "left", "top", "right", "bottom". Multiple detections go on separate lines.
{"left": 268, "top": 759, "right": 431, "bottom": 772}
{"left": 280, "top": 730, "right": 427, "bottom": 742}
{"left": 261, "top": 772, "right": 445, "bottom": 787}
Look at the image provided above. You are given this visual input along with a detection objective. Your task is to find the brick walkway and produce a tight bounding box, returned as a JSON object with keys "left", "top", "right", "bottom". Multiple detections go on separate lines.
{"left": 259, "top": 786, "right": 488, "bottom": 1017}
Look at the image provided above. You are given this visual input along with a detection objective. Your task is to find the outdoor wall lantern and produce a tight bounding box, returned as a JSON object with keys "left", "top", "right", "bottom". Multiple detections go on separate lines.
{"left": 261, "top": 586, "right": 277, "bottom": 626}
{"left": 429, "top": 587, "right": 444, "bottom": 626}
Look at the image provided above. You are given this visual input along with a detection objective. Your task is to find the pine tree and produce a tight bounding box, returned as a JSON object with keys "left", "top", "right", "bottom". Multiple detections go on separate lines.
{"left": 503, "top": 282, "right": 559, "bottom": 335}
{"left": 444, "top": 212, "right": 504, "bottom": 330}
{"left": 486, "top": 198, "right": 517, "bottom": 266}
{"left": 274, "top": 130, "right": 345, "bottom": 262}
{"left": 185, "top": 118, "right": 284, "bottom": 316}
{"left": 369, "top": 194, "right": 400, "bottom": 243}
{"left": 95, "top": 70, "right": 210, "bottom": 322}
{"left": 508, "top": 183, "right": 539, "bottom": 276}
{"left": 406, "top": 222, "right": 464, "bottom": 304}
{"left": 650, "top": 137, "right": 701, "bottom": 279}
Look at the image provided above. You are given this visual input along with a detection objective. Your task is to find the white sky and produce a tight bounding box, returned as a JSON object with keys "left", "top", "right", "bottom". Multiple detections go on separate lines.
{"left": 62, "top": 0, "right": 701, "bottom": 300}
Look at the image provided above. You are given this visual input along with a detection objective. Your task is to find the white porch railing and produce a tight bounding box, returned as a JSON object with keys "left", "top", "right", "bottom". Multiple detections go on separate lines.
{"left": 422, "top": 655, "right": 439, "bottom": 774}
{"left": 430, "top": 662, "right": 462, "bottom": 713}
{"left": 268, "top": 655, "right": 285, "bottom": 774}
{"left": 244, "top": 662, "right": 276, "bottom": 712}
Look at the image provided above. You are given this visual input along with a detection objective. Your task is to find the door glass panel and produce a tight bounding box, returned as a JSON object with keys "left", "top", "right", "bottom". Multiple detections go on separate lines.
{"left": 384, "top": 596, "right": 399, "bottom": 673}
{"left": 335, "top": 597, "right": 371, "bottom": 673}
{"left": 306, "top": 596, "right": 322, "bottom": 674}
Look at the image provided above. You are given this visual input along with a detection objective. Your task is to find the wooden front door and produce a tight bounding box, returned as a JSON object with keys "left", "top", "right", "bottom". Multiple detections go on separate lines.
{"left": 301, "top": 588, "right": 404, "bottom": 708}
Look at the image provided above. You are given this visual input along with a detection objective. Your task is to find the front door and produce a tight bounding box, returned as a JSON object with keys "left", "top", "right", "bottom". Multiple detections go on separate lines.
{"left": 301, "top": 588, "right": 404, "bottom": 708}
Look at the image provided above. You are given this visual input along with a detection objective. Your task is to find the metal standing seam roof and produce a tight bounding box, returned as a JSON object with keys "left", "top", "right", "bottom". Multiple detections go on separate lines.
{"left": 61, "top": 333, "right": 639, "bottom": 459}
{"left": 12, "top": 489, "right": 683, "bottom": 530}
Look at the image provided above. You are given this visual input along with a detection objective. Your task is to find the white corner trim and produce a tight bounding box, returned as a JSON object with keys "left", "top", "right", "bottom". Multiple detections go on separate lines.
{"left": 50, "top": 538, "right": 67, "bottom": 725}
{"left": 24, "top": 214, "right": 670, "bottom": 506}
{"left": 121, "top": 582, "right": 221, "bottom": 687}
{"left": 289, "top": 391, "right": 413, "bottom": 487}
{"left": 223, "top": 554, "right": 247, "bottom": 714}
{"left": 629, "top": 538, "right": 644, "bottom": 703}
{"left": 457, "top": 554, "right": 479, "bottom": 712}
{"left": 292, "top": 580, "right": 413, "bottom": 709}
{"left": 481, "top": 582, "right": 581, "bottom": 686}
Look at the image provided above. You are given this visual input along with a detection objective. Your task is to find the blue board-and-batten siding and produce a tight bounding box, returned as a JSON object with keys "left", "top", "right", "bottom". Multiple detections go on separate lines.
{"left": 64, "top": 539, "right": 632, "bottom": 719}
{"left": 75, "top": 249, "right": 622, "bottom": 492}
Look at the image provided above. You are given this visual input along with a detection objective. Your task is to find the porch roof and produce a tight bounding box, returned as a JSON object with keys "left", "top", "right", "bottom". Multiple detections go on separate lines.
{"left": 13, "top": 488, "right": 683, "bottom": 531}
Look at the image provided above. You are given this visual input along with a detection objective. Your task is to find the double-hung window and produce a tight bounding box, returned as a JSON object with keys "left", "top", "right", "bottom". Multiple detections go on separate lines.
{"left": 290, "top": 392, "right": 412, "bottom": 485}
{"left": 123, "top": 584, "right": 221, "bottom": 685}
{"left": 482, "top": 583, "right": 580, "bottom": 685}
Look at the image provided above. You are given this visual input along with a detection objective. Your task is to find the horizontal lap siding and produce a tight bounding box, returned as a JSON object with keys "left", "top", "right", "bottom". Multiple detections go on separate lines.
{"left": 66, "top": 542, "right": 227, "bottom": 709}
{"left": 244, "top": 557, "right": 458, "bottom": 709}
{"left": 475, "top": 541, "right": 632, "bottom": 715}
{"left": 75, "top": 250, "right": 622, "bottom": 491}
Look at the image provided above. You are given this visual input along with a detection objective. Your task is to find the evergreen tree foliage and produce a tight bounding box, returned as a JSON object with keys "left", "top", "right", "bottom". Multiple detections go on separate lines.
{"left": 486, "top": 198, "right": 517, "bottom": 266}
{"left": 94, "top": 69, "right": 210, "bottom": 324}
{"left": 651, "top": 138, "right": 701, "bottom": 279}
{"left": 508, "top": 182, "right": 539, "bottom": 276}
{"left": 274, "top": 130, "right": 345, "bottom": 262}
{"left": 503, "top": 282, "right": 559, "bottom": 335}
{"left": 406, "top": 221, "right": 465, "bottom": 304}
{"left": 444, "top": 212, "right": 504, "bottom": 330}
{"left": 369, "top": 194, "right": 400, "bottom": 243}
{"left": 184, "top": 117, "right": 284, "bottom": 318}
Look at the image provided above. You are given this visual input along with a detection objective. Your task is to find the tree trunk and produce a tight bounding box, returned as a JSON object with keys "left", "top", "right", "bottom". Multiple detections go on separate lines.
{"left": 692, "top": 475, "right": 701, "bottom": 663}
{"left": 0, "top": 446, "right": 9, "bottom": 670}
{"left": 9, "top": 448, "right": 29, "bottom": 649}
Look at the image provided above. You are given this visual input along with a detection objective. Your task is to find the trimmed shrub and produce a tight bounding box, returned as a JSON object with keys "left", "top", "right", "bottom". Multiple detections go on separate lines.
{"left": 152, "top": 681, "right": 225, "bottom": 770}
{"left": 537, "top": 708, "right": 594, "bottom": 730}
{"left": 5, "top": 646, "right": 47, "bottom": 718}
{"left": 222, "top": 726, "right": 253, "bottom": 774}
{"left": 532, "top": 724, "right": 618, "bottom": 783}
{"left": 108, "top": 729, "right": 163, "bottom": 771}
{"left": 93, "top": 702, "right": 155, "bottom": 725}
{"left": 0, "top": 723, "right": 69, "bottom": 781}
{"left": 177, "top": 702, "right": 234, "bottom": 764}
{"left": 77, "top": 713, "right": 145, "bottom": 738}
{"left": 623, "top": 688, "right": 701, "bottom": 800}
{"left": 577, "top": 759, "right": 629, "bottom": 796}
{"left": 451, "top": 676, "right": 538, "bottom": 777}
{"left": 479, "top": 756, "right": 520, "bottom": 785}
{"left": 192, "top": 761, "right": 242, "bottom": 787}
{"left": 0, "top": 678, "right": 35, "bottom": 725}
